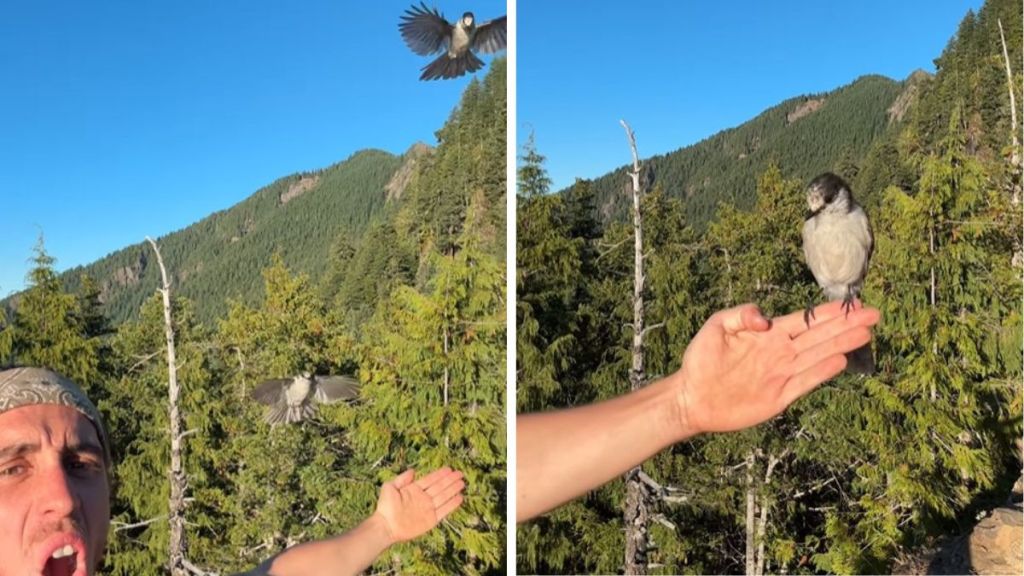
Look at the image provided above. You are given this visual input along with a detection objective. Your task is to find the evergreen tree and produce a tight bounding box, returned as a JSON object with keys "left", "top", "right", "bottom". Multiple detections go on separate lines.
{"left": 0, "top": 237, "right": 101, "bottom": 396}
{"left": 100, "top": 295, "right": 220, "bottom": 575}
{"left": 354, "top": 201, "right": 506, "bottom": 574}
{"left": 211, "top": 256, "right": 362, "bottom": 573}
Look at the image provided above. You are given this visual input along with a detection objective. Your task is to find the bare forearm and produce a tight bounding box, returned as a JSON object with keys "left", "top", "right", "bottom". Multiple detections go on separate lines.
{"left": 516, "top": 373, "right": 695, "bottom": 522}
{"left": 248, "top": 513, "right": 393, "bottom": 576}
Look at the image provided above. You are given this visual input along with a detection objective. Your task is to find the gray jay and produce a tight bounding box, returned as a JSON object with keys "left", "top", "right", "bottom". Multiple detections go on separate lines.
{"left": 399, "top": 3, "right": 506, "bottom": 81}
{"left": 802, "top": 172, "right": 875, "bottom": 374}
{"left": 252, "top": 372, "right": 360, "bottom": 425}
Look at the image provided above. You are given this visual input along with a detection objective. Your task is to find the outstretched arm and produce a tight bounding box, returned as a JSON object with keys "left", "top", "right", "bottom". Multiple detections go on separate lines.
{"left": 244, "top": 467, "right": 465, "bottom": 576}
{"left": 516, "top": 301, "right": 879, "bottom": 522}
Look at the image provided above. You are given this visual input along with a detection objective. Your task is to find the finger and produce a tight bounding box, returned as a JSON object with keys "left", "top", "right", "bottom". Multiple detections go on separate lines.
{"left": 714, "top": 303, "right": 770, "bottom": 335}
{"left": 390, "top": 469, "right": 416, "bottom": 489}
{"left": 424, "top": 470, "right": 464, "bottom": 498}
{"left": 776, "top": 300, "right": 871, "bottom": 337}
{"left": 790, "top": 307, "right": 879, "bottom": 351}
{"left": 414, "top": 466, "right": 454, "bottom": 490}
{"left": 430, "top": 478, "right": 466, "bottom": 507}
{"left": 790, "top": 326, "right": 872, "bottom": 375}
{"left": 435, "top": 493, "right": 464, "bottom": 522}
{"left": 778, "top": 354, "right": 848, "bottom": 407}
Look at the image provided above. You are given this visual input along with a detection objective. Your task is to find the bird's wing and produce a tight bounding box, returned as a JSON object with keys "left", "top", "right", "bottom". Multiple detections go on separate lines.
{"left": 399, "top": 3, "right": 451, "bottom": 56}
{"left": 472, "top": 15, "right": 507, "bottom": 54}
{"left": 314, "top": 375, "right": 361, "bottom": 404}
{"left": 858, "top": 206, "right": 874, "bottom": 268}
{"left": 251, "top": 378, "right": 291, "bottom": 405}
{"left": 801, "top": 218, "right": 817, "bottom": 270}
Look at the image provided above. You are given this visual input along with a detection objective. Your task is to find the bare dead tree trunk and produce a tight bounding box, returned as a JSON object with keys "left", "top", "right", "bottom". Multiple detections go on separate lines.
{"left": 620, "top": 120, "right": 651, "bottom": 575}
{"left": 744, "top": 451, "right": 757, "bottom": 575}
{"left": 443, "top": 321, "right": 451, "bottom": 448}
{"left": 443, "top": 326, "right": 450, "bottom": 407}
{"left": 754, "top": 452, "right": 785, "bottom": 576}
{"left": 232, "top": 346, "right": 247, "bottom": 401}
{"left": 146, "top": 237, "right": 187, "bottom": 576}
{"left": 998, "top": 19, "right": 1020, "bottom": 200}
{"left": 928, "top": 196, "right": 938, "bottom": 401}
{"left": 997, "top": 18, "right": 1023, "bottom": 275}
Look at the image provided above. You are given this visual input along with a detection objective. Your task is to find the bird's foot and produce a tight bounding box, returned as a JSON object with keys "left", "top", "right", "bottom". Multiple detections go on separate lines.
{"left": 841, "top": 293, "right": 856, "bottom": 318}
{"left": 803, "top": 299, "right": 816, "bottom": 328}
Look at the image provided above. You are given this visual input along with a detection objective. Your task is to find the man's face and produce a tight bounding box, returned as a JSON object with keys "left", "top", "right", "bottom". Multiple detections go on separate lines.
{"left": 0, "top": 405, "right": 110, "bottom": 576}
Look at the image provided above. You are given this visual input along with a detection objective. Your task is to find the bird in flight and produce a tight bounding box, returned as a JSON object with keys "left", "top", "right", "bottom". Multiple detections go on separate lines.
{"left": 251, "top": 372, "right": 360, "bottom": 425}
{"left": 399, "top": 3, "right": 507, "bottom": 81}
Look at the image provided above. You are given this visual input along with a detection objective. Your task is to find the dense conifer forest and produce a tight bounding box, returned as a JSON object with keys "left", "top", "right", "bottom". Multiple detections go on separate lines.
{"left": 1, "top": 60, "right": 507, "bottom": 575}
{"left": 517, "top": 0, "right": 1022, "bottom": 572}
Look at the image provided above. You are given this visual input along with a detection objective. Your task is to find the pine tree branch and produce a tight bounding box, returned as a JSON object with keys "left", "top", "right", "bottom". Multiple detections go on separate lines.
{"left": 597, "top": 237, "right": 630, "bottom": 260}
{"left": 181, "top": 559, "right": 217, "bottom": 576}
{"left": 792, "top": 476, "right": 838, "bottom": 499}
{"left": 128, "top": 351, "right": 162, "bottom": 373}
{"left": 650, "top": 514, "right": 676, "bottom": 531}
{"left": 640, "top": 322, "right": 665, "bottom": 338}
{"left": 113, "top": 515, "right": 167, "bottom": 532}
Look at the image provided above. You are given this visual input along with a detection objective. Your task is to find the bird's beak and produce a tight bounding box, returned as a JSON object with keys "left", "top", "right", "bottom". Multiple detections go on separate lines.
{"left": 806, "top": 192, "right": 824, "bottom": 215}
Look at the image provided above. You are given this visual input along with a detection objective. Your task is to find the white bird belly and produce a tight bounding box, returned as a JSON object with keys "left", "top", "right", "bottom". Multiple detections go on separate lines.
{"left": 803, "top": 211, "right": 871, "bottom": 299}
{"left": 449, "top": 28, "right": 471, "bottom": 56}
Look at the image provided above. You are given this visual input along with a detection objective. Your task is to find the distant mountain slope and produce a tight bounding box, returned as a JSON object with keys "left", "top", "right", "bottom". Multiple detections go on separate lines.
{"left": 581, "top": 74, "right": 912, "bottom": 227}
{"left": 58, "top": 148, "right": 411, "bottom": 324}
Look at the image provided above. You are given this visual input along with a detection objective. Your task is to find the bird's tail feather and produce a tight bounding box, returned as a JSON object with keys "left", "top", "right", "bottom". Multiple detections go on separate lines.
{"left": 420, "top": 51, "right": 485, "bottom": 80}
{"left": 845, "top": 343, "right": 874, "bottom": 375}
{"left": 265, "top": 403, "right": 316, "bottom": 425}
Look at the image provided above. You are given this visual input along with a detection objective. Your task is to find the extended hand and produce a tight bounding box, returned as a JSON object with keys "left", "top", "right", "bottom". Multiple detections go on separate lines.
{"left": 374, "top": 467, "right": 466, "bottom": 544}
{"left": 676, "top": 300, "right": 880, "bottom": 434}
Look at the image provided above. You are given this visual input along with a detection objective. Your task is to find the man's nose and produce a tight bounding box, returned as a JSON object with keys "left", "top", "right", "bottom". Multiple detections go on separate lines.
{"left": 39, "top": 461, "right": 77, "bottom": 518}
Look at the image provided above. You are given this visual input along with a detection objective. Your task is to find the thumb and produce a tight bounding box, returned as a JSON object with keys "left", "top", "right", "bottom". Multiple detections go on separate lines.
{"left": 714, "top": 303, "right": 770, "bottom": 334}
{"left": 390, "top": 468, "right": 416, "bottom": 490}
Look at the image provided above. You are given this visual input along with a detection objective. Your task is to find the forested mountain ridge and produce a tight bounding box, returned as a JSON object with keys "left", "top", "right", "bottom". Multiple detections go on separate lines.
{"left": 579, "top": 73, "right": 912, "bottom": 227}
{"left": 34, "top": 147, "right": 414, "bottom": 325}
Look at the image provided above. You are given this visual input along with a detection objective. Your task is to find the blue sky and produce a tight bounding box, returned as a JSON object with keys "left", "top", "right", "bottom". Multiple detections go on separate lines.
{"left": 0, "top": 0, "right": 507, "bottom": 295}
{"left": 518, "top": 0, "right": 984, "bottom": 192}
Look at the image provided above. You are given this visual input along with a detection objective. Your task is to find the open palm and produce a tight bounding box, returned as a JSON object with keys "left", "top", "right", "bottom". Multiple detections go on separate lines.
{"left": 375, "top": 467, "right": 466, "bottom": 543}
{"left": 677, "top": 301, "right": 879, "bottom": 434}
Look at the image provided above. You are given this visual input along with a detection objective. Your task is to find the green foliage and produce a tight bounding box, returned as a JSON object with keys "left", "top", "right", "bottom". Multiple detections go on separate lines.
{"left": 29, "top": 149, "right": 405, "bottom": 326}
{"left": 411, "top": 58, "right": 507, "bottom": 259}
{"left": 0, "top": 237, "right": 102, "bottom": 397}
{"left": 101, "top": 294, "right": 218, "bottom": 575}
{"left": 583, "top": 75, "right": 905, "bottom": 229}
{"left": 519, "top": 1, "right": 1021, "bottom": 572}
{"left": 2, "top": 62, "right": 507, "bottom": 575}
{"left": 356, "top": 230, "right": 506, "bottom": 573}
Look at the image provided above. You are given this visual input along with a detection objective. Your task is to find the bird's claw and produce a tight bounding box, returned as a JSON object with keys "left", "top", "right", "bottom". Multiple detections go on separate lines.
{"left": 841, "top": 295, "right": 856, "bottom": 318}
{"left": 803, "top": 304, "right": 816, "bottom": 328}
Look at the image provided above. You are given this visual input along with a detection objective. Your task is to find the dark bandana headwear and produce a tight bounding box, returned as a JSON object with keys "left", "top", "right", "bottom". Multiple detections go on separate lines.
{"left": 0, "top": 366, "right": 112, "bottom": 470}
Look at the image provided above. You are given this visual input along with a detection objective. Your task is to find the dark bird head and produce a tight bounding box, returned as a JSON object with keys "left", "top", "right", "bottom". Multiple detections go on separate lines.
{"left": 461, "top": 11, "right": 475, "bottom": 27}
{"left": 806, "top": 172, "right": 853, "bottom": 217}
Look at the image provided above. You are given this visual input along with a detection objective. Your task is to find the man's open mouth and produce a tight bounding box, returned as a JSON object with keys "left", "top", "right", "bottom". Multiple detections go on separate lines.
{"left": 36, "top": 534, "right": 87, "bottom": 576}
{"left": 44, "top": 545, "right": 77, "bottom": 576}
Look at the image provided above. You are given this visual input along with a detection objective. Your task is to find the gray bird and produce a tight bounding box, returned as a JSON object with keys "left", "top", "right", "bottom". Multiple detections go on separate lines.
{"left": 399, "top": 3, "right": 506, "bottom": 81}
{"left": 251, "top": 372, "right": 360, "bottom": 425}
{"left": 801, "top": 172, "right": 875, "bottom": 374}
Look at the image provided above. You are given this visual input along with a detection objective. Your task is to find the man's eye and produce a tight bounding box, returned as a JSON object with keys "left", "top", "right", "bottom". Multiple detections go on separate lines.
{"left": 67, "top": 458, "right": 102, "bottom": 474}
{"left": 0, "top": 464, "right": 27, "bottom": 477}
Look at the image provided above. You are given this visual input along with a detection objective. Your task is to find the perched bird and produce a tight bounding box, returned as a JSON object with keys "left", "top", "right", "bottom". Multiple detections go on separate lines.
{"left": 251, "top": 372, "right": 360, "bottom": 425}
{"left": 399, "top": 3, "right": 506, "bottom": 81}
{"left": 801, "top": 172, "right": 875, "bottom": 374}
